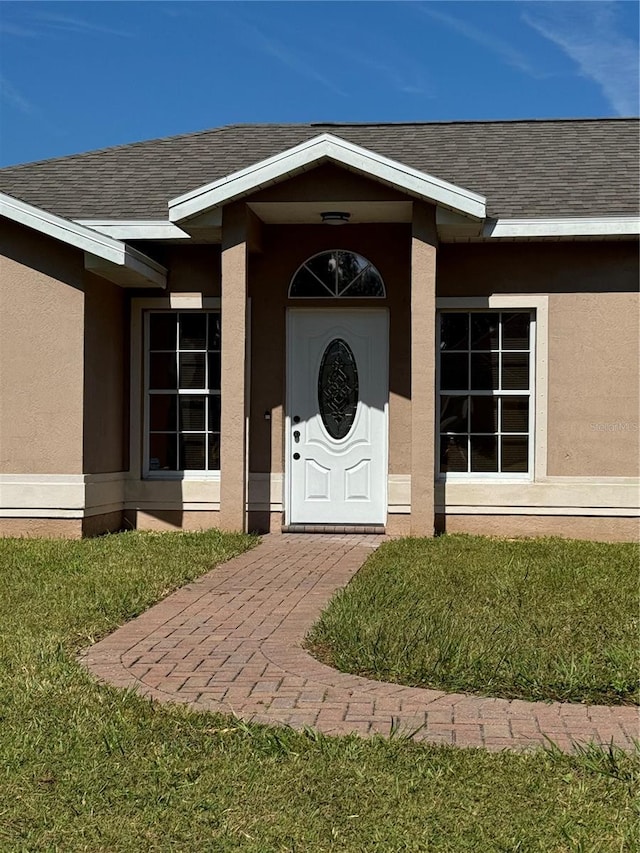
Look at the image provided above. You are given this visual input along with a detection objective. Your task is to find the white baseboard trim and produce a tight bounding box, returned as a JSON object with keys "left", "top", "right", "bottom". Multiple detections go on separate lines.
{"left": 1, "top": 472, "right": 638, "bottom": 519}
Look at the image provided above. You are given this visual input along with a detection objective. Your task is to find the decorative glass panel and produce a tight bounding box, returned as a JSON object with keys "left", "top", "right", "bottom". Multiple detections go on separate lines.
{"left": 317, "top": 339, "right": 359, "bottom": 439}
{"left": 289, "top": 251, "right": 385, "bottom": 298}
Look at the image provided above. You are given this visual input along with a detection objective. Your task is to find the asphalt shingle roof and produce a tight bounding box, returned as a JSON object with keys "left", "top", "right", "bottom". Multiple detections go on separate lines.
{"left": 0, "top": 119, "right": 637, "bottom": 221}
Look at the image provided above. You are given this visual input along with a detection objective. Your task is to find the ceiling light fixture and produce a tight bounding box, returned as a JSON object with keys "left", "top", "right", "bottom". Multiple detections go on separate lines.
{"left": 320, "top": 211, "right": 351, "bottom": 225}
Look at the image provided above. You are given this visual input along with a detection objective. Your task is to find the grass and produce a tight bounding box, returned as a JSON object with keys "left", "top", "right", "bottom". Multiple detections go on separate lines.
{"left": 0, "top": 530, "right": 638, "bottom": 851}
{"left": 306, "top": 535, "right": 640, "bottom": 705}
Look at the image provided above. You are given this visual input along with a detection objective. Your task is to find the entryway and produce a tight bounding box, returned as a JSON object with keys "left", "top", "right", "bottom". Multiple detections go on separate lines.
{"left": 286, "top": 309, "right": 389, "bottom": 526}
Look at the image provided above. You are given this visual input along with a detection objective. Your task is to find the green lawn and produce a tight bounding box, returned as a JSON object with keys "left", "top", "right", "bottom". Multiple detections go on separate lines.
{"left": 0, "top": 531, "right": 638, "bottom": 851}
{"left": 306, "top": 535, "right": 640, "bottom": 705}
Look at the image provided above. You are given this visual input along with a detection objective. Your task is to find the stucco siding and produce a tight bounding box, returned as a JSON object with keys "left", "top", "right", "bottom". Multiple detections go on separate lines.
{"left": 547, "top": 292, "right": 639, "bottom": 477}
{"left": 83, "top": 272, "right": 128, "bottom": 474}
{"left": 0, "top": 221, "right": 84, "bottom": 474}
{"left": 437, "top": 241, "right": 638, "bottom": 296}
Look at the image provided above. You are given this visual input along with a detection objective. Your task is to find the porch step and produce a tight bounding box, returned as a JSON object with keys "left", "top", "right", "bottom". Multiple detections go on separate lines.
{"left": 281, "top": 524, "right": 386, "bottom": 535}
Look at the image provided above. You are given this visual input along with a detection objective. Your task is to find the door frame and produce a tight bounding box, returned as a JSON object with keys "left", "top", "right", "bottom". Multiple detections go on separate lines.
{"left": 285, "top": 307, "right": 389, "bottom": 526}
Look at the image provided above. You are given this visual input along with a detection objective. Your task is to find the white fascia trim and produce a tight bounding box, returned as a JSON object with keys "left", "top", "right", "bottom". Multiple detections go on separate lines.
{"left": 76, "top": 220, "right": 192, "bottom": 241}
{"left": 168, "top": 133, "right": 486, "bottom": 223}
{"left": 0, "top": 193, "right": 167, "bottom": 288}
{"left": 485, "top": 216, "right": 640, "bottom": 239}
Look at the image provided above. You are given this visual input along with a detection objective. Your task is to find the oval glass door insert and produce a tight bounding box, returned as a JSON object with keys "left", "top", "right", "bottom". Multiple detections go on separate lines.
{"left": 318, "top": 338, "right": 359, "bottom": 439}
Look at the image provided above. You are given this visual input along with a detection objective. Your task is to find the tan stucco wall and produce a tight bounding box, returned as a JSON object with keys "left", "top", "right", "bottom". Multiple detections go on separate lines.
{"left": 247, "top": 223, "right": 411, "bottom": 477}
{"left": 547, "top": 292, "right": 639, "bottom": 477}
{"left": 83, "top": 273, "right": 128, "bottom": 474}
{"left": 166, "top": 245, "right": 221, "bottom": 295}
{"left": 439, "top": 514, "right": 639, "bottom": 543}
{"left": 129, "top": 244, "right": 222, "bottom": 297}
{"left": 410, "top": 203, "right": 437, "bottom": 535}
{"left": 0, "top": 221, "right": 85, "bottom": 474}
{"left": 219, "top": 204, "right": 249, "bottom": 531}
{"left": 438, "top": 241, "right": 639, "bottom": 478}
{"left": 247, "top": 163, "right": 410, "bottom": 204}
{"left": 127, "top": 509, "right": 221, "bottom": 532}
{"left": 437, "top": 241, "right": 638, "bottom": 296}
{"left": 0, "top": 518, "right": 83, "bottom": 538}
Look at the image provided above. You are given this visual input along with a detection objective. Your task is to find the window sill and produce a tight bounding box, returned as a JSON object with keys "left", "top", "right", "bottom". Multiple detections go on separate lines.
{"left": 144, "top": 471, "right": 221, "bottom": 481}
{"left": 437, "top": 475, "right": 533, "bottom": 484}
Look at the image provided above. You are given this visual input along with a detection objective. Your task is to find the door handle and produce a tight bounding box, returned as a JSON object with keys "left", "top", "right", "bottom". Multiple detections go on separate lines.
{"left": 293, "top": 430, "right": 300, "bottom": 443}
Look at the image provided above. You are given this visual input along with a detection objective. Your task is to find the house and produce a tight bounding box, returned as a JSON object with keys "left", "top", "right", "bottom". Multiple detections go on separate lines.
{"left": 0, "top": 119, "right": 638, "bottom": 541}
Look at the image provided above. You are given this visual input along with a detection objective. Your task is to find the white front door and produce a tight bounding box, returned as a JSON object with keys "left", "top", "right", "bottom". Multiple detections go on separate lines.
{"left": 287, "top": 309, "right": 388, "bottom": 525}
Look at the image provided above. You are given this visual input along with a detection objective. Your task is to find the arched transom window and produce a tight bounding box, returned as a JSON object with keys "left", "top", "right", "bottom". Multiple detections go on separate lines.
{"left": 289, "top": 250, "right": 385, "bottom": 298}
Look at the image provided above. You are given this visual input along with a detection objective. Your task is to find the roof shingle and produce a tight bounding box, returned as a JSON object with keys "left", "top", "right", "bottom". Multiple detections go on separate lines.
{"left": 0, "top": 119, "right": 637, "bottom": 220}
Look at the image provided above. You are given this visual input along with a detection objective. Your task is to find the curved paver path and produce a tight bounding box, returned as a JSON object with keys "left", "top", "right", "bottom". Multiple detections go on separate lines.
{"left": 80, "top": 534, "right": 639, "bottom": 753}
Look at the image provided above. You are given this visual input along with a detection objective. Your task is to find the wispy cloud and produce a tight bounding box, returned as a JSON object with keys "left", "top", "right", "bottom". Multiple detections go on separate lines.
{"left": 33, "top": 13, "right": 132, "bottom": 39}
{"left": 331, "top": 40, "right": 435, "bottom": 98}
{"left": 0, "top": 22, "right": 40, "bottom": 38}
{"left": 223, "top": 11, "right": 347, "bottom": 98}
{"left": 523, "top": 2, "right": 639, "bottom": 116}
{"left": 0, "top": 74, "right": 38, "bottom": 117}
{"left": 420, "top": 6, "right": 547, "bottom": 79}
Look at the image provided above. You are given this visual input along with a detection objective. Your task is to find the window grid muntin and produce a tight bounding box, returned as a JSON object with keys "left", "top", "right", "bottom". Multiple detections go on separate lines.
{"left": 146, "top": 310, "right": 221, "bottom": 474}
{"left": 438, "top": 310, "right": 533, "bottom": 477}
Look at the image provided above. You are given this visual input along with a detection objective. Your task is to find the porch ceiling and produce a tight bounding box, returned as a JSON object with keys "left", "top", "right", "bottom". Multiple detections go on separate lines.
{"left": 247, "top": 200, "right": 413, "bottom": 225}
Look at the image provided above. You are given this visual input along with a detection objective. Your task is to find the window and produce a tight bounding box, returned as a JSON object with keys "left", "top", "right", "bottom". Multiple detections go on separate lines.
{"left": 145, "top": 310, "right": 220, "bottom": 474}
{"left": 438, "top": 311, "right": 533, "bottom": 476}
{"left": 289, "top": 250, "right": 385, "bottom": 298}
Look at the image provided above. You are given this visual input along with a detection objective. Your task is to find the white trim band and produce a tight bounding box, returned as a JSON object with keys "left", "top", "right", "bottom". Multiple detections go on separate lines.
{"left": 76, "top": 220, "right": 192, "bottom": 241}
{"left": 485, "top": 216, "right": 640, "bottom": 239}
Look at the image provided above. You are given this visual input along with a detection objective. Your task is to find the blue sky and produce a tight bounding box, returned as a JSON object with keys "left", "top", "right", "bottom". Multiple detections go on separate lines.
{"left": 0, "top": 1, "right": 638, "bottom": 167}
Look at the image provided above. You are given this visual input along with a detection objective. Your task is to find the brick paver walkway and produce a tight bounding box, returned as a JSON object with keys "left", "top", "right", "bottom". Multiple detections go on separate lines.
{"left": 81, "top": 534, "right": 639, "bottom": 753}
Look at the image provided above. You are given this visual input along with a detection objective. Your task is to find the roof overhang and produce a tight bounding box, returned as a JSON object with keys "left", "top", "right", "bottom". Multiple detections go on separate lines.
{"left": 168, "top": 133, "right": 487, "bottom": 224}
{"left": 73, "top": 212, "right": 640, "bottom": 245}
{"left": 482, "top": 216, "right": 640, "bottom": 240}
{"left": 1, "top": 193, "right": 166, "bottom": 288}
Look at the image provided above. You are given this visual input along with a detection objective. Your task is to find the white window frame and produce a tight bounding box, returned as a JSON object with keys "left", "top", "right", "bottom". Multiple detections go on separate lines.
{"left": 131, "top": 296, "right": 222, "bottom": 481}
{"left": 436, "top": 295, "right": 548, "bottom": 483}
